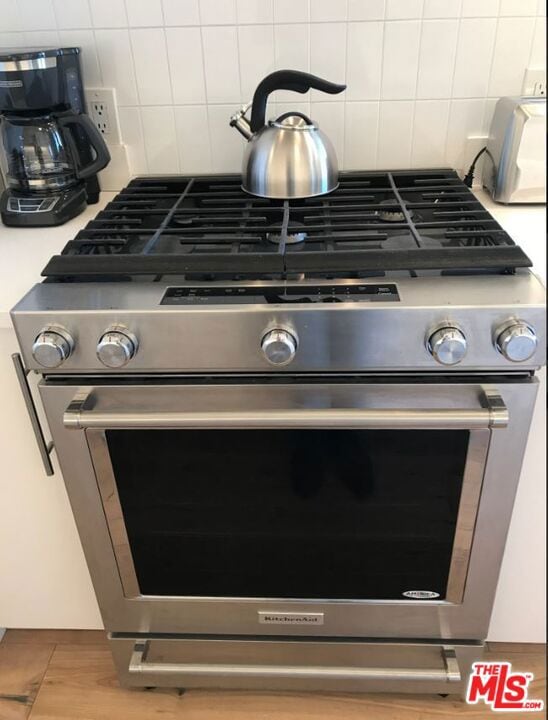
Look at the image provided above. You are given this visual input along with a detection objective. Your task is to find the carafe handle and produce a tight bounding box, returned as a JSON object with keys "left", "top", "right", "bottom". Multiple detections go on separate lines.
{"left": 58, "top": 113, "right": 110, "bottom": 181}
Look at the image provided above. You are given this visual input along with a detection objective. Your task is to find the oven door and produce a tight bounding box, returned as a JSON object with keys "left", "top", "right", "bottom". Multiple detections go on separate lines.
{"left": 40, "top": 377, "right": 537, "bottom": 640}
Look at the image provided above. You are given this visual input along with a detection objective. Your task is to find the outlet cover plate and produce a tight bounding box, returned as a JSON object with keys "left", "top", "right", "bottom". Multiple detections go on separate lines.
{"left": 86, "top": 88, "right": 121, "bottom": 144}
{"left": 523, "top": 68, "right": 547, "bottom": 97}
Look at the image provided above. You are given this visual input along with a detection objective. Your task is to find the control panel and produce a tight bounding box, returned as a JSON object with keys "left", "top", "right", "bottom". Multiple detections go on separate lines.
{"left": 161, "top": 284, "right": 400, "bottom": 305}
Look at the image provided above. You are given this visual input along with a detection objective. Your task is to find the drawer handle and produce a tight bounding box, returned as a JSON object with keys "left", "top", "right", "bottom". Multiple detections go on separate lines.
{"left": 128, "top": 641, "right": 461, "bottom": 683}
{"left": 12, "top": 353, "right": 54, "bottom": 476}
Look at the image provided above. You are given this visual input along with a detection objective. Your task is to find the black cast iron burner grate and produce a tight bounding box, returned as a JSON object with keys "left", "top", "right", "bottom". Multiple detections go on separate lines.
{"left": 41, "top": 169, "right": 531, "bottom": 281}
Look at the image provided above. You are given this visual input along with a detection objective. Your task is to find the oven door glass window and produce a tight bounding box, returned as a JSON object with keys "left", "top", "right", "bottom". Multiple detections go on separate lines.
{"left": 104, "top": 429, "right": 470, "bottom": 601}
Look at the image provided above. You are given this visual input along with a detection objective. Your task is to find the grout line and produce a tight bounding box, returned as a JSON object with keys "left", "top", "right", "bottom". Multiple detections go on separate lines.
{"left": 112, "top": 93, "right": 525, "bottom": 111}
{"left": 409, "top": 6, "right": 426, "bottom": 168}
{"left": 233, "top": 0, "right": 244, "bottom": 103}
{"left": 374, "top": 1, "right": 388, "bottom": 170}
{"left": 341, "top": 0, "right": 349, "bottom": 169}
{"left": 197, "top": 2, "right": 214, "bottom": 173}
{"left": 485, "top": 12, "right": 501, "bottom": 102}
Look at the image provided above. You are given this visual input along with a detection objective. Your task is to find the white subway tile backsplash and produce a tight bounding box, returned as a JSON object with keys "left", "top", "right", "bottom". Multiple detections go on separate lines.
{"left": 126, "top": 0, "right": 164, "bottom": 27}
{"left": 382, "top": 21, "right": 421, "bottom": 99}
{"left": 452, "top": 18, "right": 497, "bottom": 97}
{"left": 346, "top": 22, "right": 383, "bottom": 100}
{"left": 310, "top": 0, "right": 348, "bottom": 22}
{"left": 460, "top": 0, "right": 499, "bottom": 16}
{"left": 200, "top": 0, "right": 236, "bottom": 25}
{"left": 237, "top": 0, "right": 273, "bottom": 23}
{"left": 162, "top": 0, "right": 200, "bottom": 25}
{"left": 422, "top": 0, "right": 461, "bottom": 17}
{"left": 343, "top": 102, "right": 379, "bottom": 169}
{"left": 174, "top": 106, "right": 212, "bottom": 172}
{"left": 208, "top": 104, "right": 245, "bottom": 172}
{"left": 483, "top": 97, "right": 498, "bottom": 134}
{"left": 499, "top": 0, "right": 537, "bottom": 15}
{"left": 18, "top": 0, "right": 56, "bottom": 31}
{"left": 24, "top": 30, "right": 60, "bottom": 45}
{"left": 377, "top": 100, "right": 414, "bottom": 168}
{"left": 386, "top": 0, "right": 424, "bottom": 20}
{"left": 0, "top": 31, "right": 27, "bottom": 47}
{"left": 4, "top": 0, "right": 542, "bottom": 186}
{"left": 238, "top": 24, "right": 275, "bottom": 101}
{"left": 166, "top": 28, "right": 206, "bottom": 104}
{"left": 274, "top": 23, "right": 309, "bottom": 100}
{"left": 530, "top": 15, "right": 547, "bottom": 66}
{"left": 489, "top": 17, "right": 536, "bottom": 96}
{"left": 59, "top": 30, "right": 102, "bottom": 86}
{"left": 273, "top": 0, "right": 308, "bottom": 23}
{"left": 131, "top": 29, "right": 172, "bottom": 105}
{"left": 310, "top": 102, "right": 345, "bottom": 162}
{"left": 202, "top": 26, "right": 241, "bottom": 103}
{"left": 118, "top": 107, "right": 148, "bottom": 175}
{"left": 90, "top": 0, "right": 127, "bottom": 27}
{"left": 275, "top": 100, "right": 310, "bottom": 117}
{"left": 53, "top": 0, "right": 92, "bottom": 29}
{"left": 274, "top": 23, "right": 309, "bottom": 72}
{"left": 348, "top": 0, "right": 385, "bottom": 21}
{"left": 310, "top": 23, "right": 347, "bottom": 99}
{"left": 95, "top": 29, "right": 138, "bottom": 105}
{"left": 417, "top": 20, "right": 458, "bottom": 98}
{"left": 445, "top": 98, "right": 485, "bottom": 171}
{"left": 412, "top": 99, "right": 449, "bottom": 166}
{"left": 141, "top": 106, "right": 179, "bottom": 172}
{"left": 0, "top": 0, "right": 21, "bottom": 32}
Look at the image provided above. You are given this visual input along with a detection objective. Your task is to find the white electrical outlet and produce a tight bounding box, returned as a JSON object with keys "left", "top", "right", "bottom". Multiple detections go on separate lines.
{"left": 522, "top": 68, "right": 546, "bottom": 97}
{"left": 86, "top": 88, "right": 121, "bottom": 144}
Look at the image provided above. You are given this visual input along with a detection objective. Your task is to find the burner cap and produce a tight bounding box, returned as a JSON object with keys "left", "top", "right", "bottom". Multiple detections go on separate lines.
{"left": 267, "top": 221, "right": 307, "bottom": 245}
{"left": 378, "top": 199, "right": 414, "bottom": 223}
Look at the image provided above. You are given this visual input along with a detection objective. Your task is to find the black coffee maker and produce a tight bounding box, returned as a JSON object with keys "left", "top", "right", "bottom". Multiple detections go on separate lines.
{"left": 0, "top": 47, "right": 110, "bottom": 227}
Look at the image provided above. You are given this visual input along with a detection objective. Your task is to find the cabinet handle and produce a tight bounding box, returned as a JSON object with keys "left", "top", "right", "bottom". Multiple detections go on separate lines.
{"left": 12, "top": 353, "right": 54, "bottom": 476}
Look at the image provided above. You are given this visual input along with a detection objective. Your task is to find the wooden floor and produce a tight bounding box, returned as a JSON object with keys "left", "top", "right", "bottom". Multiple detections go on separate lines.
{"left": 0, "top": 630, "right": 545, "bottom": 720}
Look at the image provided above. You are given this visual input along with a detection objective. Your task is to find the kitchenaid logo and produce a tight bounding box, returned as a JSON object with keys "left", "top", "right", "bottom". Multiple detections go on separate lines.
{"left": 258, "top": 612, "right": 324, "bottom": 626}
{"left": 402, "top": 590, "right": 440, "bottom": 599}
{"left": 466, "top": 662, "right": 544, "bottom": 712}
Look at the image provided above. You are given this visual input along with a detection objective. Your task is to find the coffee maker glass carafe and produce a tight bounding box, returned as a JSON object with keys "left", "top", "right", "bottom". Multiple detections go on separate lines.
{"left": 0, "top": 113, "right": 109, "bottom": 193}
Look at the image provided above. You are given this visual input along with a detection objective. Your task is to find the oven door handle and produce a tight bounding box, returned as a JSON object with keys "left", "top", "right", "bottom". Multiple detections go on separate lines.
{"left": 128, "top": 641, "right": 461, "bottom": 683}
{"left": 63, "top": 389, "right": 508, "bottom": 430}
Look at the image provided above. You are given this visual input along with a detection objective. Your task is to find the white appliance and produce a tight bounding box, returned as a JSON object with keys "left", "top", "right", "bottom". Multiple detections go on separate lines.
{"left": 483, "top": 96, "right": 546, "bottom": 204}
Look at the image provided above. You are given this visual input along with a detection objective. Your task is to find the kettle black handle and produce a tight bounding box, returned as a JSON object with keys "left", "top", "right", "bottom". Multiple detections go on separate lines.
{"left": 249, "top": 70, "right": 346, "bottom": 133}
{"left": 58, "top": 113, "right": 111, "bottom": 180}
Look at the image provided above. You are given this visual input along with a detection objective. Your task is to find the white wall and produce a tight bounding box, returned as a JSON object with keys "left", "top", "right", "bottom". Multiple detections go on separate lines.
{"left": 0, "top": 0, "right": 546, "bottom": 181}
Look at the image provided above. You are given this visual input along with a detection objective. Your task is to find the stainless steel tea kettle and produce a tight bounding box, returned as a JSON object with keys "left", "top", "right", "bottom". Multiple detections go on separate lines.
{"left": 230, "top": 70, "right": 346, "bottom": 199}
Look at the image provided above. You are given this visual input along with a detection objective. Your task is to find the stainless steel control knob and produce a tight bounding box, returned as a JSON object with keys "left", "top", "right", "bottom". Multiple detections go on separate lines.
{"left": 496, "top": 322, "right": 537, "bottom": 362}
{"left": 261, "top": 329, "right": 297, "bottom": 366}
{"left": 97, "top": 328, "right": 138, "bottom": 368}
{"left": 428, "top": 327, "right": 467, "bottom": 365}
{"left": 32, "top": 327, "right": 74, "bottom": 368}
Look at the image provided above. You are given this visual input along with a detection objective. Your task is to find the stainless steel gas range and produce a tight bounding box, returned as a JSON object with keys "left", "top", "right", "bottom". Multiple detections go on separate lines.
{"left": 11, "top": 170, "right": 546, "bottom": 695}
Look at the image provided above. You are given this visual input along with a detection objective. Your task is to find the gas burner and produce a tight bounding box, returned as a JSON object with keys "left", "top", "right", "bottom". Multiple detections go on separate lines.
{"left": 378, "top": 199, "right": 414, "bottom": 223}
{"left": 267, "top": 221, "right": 307, "bottom": 245}
{"left": 40, "top": 170, "right": 532, "bottom": 281}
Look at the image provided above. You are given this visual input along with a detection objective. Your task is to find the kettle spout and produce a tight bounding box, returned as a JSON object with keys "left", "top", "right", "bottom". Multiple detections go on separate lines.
{"left": 230, "top": 104, "right": 253, "bottom": 140}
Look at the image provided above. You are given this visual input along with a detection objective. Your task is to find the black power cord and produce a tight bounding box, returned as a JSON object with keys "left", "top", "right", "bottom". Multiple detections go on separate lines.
{"left": 463, "top": 145, "right": 488, "bottom": 188}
